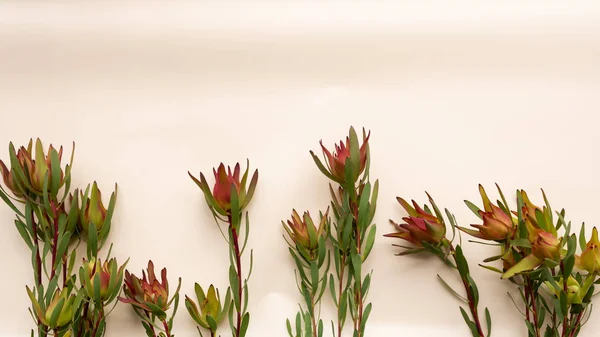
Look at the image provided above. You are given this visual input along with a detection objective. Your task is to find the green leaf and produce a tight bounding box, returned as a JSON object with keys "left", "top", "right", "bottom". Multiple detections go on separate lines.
{"left": 437, "top": 274, "right": 468, "bottom": 303}
{"left": 310, "top": 261, "right": 319, "bottom": 295}
{"left": 368, "top": 180, "right": 379, "bottom": 224}
{"left": 360, "top": 303, "right": 372, "bottom": 333}
{"left": 15, "top": 219, "right": 34, "bottom": 250}
{"left": 351, "top": 253, "right": 362, "bottom": 284}
{"left": 45, "top": 276, "right": 60, "bottom": 307}
{"left": 49, "top": 149, "right": 61, "bottom": 197}
{"left": 348, "top": 127, "right": 360, "bottom": 182}
{"left": 580, "top": 223, "right": 587, "bottom": 252}
{"left": 286, "top": 318, "right": 293, "bottom": 337}
{"left": 464, "top": 200, "right": 483, "bottom": 219}
{"left": 0, "top": 186, "right": 24, "bottom": 217}
{"left": 295, "top": 311, "right": 302, "bottom": 337}
{"left": 329, "top": 274, "right": 337, "bottom": 304}
{"left": 459, "top": 306, "right": 479, "bottom": 337}
{"left": 229, "top": 265, "right": 240, "bottom": 312}
{"left": 48, "top": 297, "right": 66, "bottom": 328}
{"left": 454, "top": 245, "right": 470, "bottom": 277}
{"left": 290, "top": 248, "right": 309, "bottom": 283}
{"left": 362, "top": 225, "right": 376, "bottom": 262}
{"left": 94, "top": 272, "right": 102, "bottom": 304}
{"left": 560, "top": 291, "right": 568, "bottom": 318}
{"left": 563, "top": 255, "right": 575, "bottom": 278}
{"left": 485, "top": 307, "right": 492, "bottom": 337}
{"left": 87, "top": 222, "right": 98, "bottom": 259}
{"left": 230, "top": 184, "right": 241, "bottom": 230}
{"left": 467, "top": 274, "right": 479, "bottom": 307}
{"left": 478, "top": 264, "right": 503, "bottom": 274}
{"left": 502, "top": 254, "right": 543, "bottom": 279}
{"left": 361, "top": 273, "right": 371, "bottom": 300}
{"left": 309, "top": 150, "right": 340, "bottom": 183}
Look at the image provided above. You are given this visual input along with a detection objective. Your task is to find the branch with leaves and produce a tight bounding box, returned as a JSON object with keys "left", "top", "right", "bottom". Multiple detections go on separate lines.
{"left": 0, "top": 139, "right": 126, "bottom": 337}
{"left": 310, "top": 127, "right": 378, "bottom": 337}
{"left": 461, "top": 185, "right": 599, "bottom": 337}
{"left": 282, "top": 209, "right": 331, "bottom": 337}
{"left": 189, "top": 161, "right": 258, "bottom": 337}
{"left": 385, "top": 193, "right": 492, "bottom": 337}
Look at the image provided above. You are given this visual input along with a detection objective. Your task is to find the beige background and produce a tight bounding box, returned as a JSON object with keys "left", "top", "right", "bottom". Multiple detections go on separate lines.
{"left": 1, "top": 1, "right": 600, "bottom": 336}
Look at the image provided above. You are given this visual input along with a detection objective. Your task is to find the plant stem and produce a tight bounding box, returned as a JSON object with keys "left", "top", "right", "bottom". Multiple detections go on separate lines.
{"left": 354, "top": 224, "right": 363, "bottom": 337}
{"left": 162, "top": 319, "right": 171, "bottom": 337}
{"left": 91, "top": 307, "right": 104, "bottom": 337}
{"left": 449, "top": 245, "right": 485, "bottom": 337}
{"left": 231, "top": 226, "right": 243, "bottom": 337}
{"left": 561, "top": 262, "right": 569, "bottom": 337}
{"left": 310, "top": 293, "right": 317, "bottom": 337}
{"left": 526, "top": 279, "right": 541, "bottom": 337}
{"left": 30, "top": 206, "right": 42, "bottom": 286}
{"left": 49, "top": 201, "right": 59, "bottom": 281}
{"left": 567, "top": 311, "right": 584, "bottom": 337}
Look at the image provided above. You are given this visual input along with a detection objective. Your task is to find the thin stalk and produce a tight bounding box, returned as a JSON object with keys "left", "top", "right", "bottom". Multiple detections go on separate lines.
{"left": 526, "top": 279, "right": 541, "bottom": 337}
{"left": 354, "top": 224, "right": 363, "bottom": 337}
{"left": 350, "top": 190, "right": 364, "bottom": 337}
{"left": 30, "top": 205, "right": 46, "bottom": 337}
{"left": 310, "top": 293, "right": 317, "bottom": 337}
{"left": 449, "top": 245, "right": 485, "bottom": 337}
{"left": 567, "top": 311, "right": 584, "bottom": 337}
{"left": 91, "top": 307, "right": 104, "bottom": 337}
{"left": 49, "top": 201, "right": 59, "bottom": 281}
{"left": 231, "top": 225, "right": 243, "bottom": 337}
{"left": 561, "top": 262, "right": 569, "bottom": 337}
{"left": 161, "top": 319, "right": 171, "bottom": 337}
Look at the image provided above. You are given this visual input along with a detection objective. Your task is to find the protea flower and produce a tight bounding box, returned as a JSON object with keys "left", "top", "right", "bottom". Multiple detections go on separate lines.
{"left": 577, "top": 227, "right": 600, "bottom": 274}
{"left": 502, "top": 222, "right": 562, "bottom": 279}
{"left": 0, "top": 139, "right": 69, "bottom": 198}
{"left": 81, "top": 257, "right": 127, "bottom": 303}
{"left": 27, "top": 286, "right": 77, "bottom": 329}
{"left": 311, "top": 127, "right": 370, "bottom": 184}
{"left": 119, "top": 261, "right": 180, "bottom": 319}
{"left": 458, "top": 204, "right": 515, "bottom": 241}
{"left": 189, "top": 161, "right": 258, "bottom": 217}
{"left": 385, "top": 197, "right": 446, "bottom": 246}
{"left": 185, "top": 284, "right": 231, "bottom": 334}
{"left": 283, "top": 209, "right": 328, "bottom": 256}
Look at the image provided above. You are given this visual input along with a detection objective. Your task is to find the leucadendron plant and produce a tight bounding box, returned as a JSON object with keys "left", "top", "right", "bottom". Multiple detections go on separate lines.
{"left": 0, "top": 139, "right": 126, "bottom": 337}
{"left": 189, "top": 161, "right": 258, "bottom": 337}
{"left": 120, "top": 261, "right": 181, "bottom": 337}
{"left": 310, "top": 127, "right": 377, "bottom": 337}
{"left": 461, "top": 185, "right": 599, "bottom": 337}
{"left": 282, "top": 209, "right": 331, "bottom": 337}
{"left": 185, "top": 283, "right": 231, "bottom": 337}
{"left": 385, "top": 193, "right": 492, "bottom": 337}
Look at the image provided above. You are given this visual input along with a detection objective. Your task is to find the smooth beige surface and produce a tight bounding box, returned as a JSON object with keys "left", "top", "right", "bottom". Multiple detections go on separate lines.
{"left": 1, "top": 2, "right": 600, "bottom": 336}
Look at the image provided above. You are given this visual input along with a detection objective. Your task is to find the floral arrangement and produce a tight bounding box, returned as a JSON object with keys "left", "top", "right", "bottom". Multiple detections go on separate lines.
{"left": 0, "top": 139, "right": 124, "bottom": 337}
{"left": 386, "top": 184, "right": 599, "bottom": 337}
{"left": 1, "top": 131, "right": 598, "bottom": 337}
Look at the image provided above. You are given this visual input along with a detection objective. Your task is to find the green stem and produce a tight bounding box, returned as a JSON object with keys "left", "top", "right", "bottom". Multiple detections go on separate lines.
{"left": 449, "top": 245, "right": 485, "bottom": 337}
{"left": 231, "top": 226, "right": 243, "bottom": 337}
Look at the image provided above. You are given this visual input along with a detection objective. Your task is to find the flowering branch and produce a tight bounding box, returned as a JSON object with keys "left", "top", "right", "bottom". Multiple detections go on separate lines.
{"left": 189, "top": 161, "right": 258, "bottom": 337}
{"left": 385, "top": 193, "right": 491, "bottom": 337}
{"left": 310, "top": 127, "right": 377, "bottom": 337}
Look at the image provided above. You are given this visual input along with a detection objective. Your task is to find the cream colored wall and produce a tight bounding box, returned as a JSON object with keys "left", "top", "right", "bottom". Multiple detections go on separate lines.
{"left": 1, "top": 1, "right": 600, "bottom": 336}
